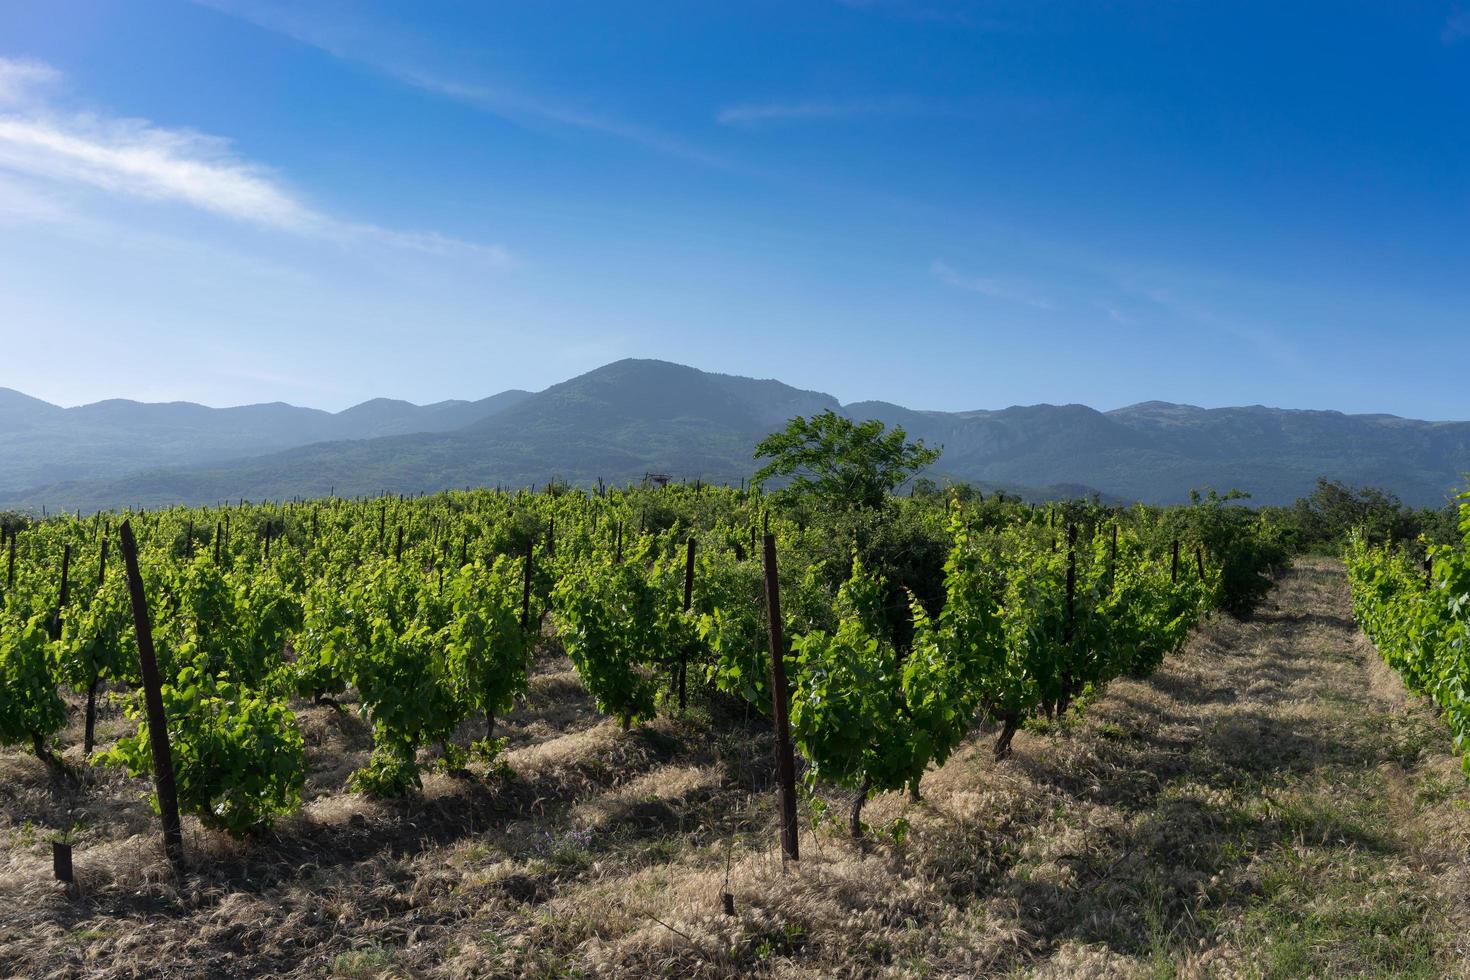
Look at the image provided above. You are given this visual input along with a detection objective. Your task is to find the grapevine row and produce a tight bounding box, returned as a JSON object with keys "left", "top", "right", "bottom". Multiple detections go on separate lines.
{"left": 0, "top": 482, "right": 1277, "bottom": 848}
{"left": 1345, "top": 492, "right": 1470, "bottom": 770}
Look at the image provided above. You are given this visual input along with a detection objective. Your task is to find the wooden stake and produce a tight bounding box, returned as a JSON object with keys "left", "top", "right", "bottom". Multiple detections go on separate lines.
{"left": 683, "top": 537, "right": 696, "bottom": 612}
{"left": 118, "top": 520, "right": 184, "bottom": 875}
{"left": 1108, "top": 523, "right": 1118, "bottom": 594}
{"left": 520, "top": 541, "right": 534, "bottom": 633}
{"left": 679, "top": 537, "right": 695, "bottom": 711}
{"left": 1064, "top": 525, "right": 1077, "bottom": 645}
{"left": 82, "top": 538, "right": 111, "bottom": 755}
{"left": 761, "top": 533, "right": 799, "bottom": 865}
{"left": 1058, "top": 524, "right": 1078, "bottom": 715}
{"left": 49, "top": 544, "right": 71, "bottom": 641}
{"left": 52, "top": 841, "right": 73, "bottom": 884}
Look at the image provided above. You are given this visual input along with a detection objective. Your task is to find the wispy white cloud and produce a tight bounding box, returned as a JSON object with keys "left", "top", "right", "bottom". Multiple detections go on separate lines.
{"left": 0, "top": 56, "right": 508, "bottom": 263}
{"left": 1444, "top": 9, "right": 1470, "bottom": 43}
{"left": 190, "top": 0, "right": 727, "bottom": 168}
{"left": 717, "top": 97, "right": 924, "bottom": 128}
{"left": 1093, "top": 300, "right": 1133, "bottom": 325}
{"left": 0, "top": 57, "right": 59, "bottom": 105}
{"left": 930, "top": 259, "right": 1057, "bottom": 310}
{"left": 0, "top": 113, "right": 315, "bottom": 230}
{"left": 397, "top": 69, "right": 727, "bottom": 168}
{"left": 0, "top": 170, "right": 332, "bottom": 289}
{"left": 1130, "top": 282, "right": 1299, "bottom": 367}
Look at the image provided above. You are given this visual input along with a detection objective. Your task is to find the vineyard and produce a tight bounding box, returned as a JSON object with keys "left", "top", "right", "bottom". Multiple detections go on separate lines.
{"left": 0, "top": 479, "right": 1256, "bottom": 827}
{"left": 3, "top": 463, "right": 1470, "bottom": 975}
{"left": 1345, "top": 494, "right": 1470, "bottom": 772}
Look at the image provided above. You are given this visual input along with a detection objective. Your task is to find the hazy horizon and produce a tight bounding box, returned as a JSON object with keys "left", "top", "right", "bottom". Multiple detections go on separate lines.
{"left": 5, "top": 356, "right": 1468, "bottom": 424}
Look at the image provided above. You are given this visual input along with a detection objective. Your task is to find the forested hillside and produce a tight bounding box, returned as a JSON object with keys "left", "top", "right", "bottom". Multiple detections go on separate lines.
{"left": 6, "top": 359, "right": 1469, "bottom": 510}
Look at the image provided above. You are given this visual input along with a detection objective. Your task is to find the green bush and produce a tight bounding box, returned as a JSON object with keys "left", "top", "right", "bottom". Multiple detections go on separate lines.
{"left": 0, "top": 610, "right": 67, "bottom": 763}
{"left": 104, "top": 666, "right": 305, "bottom": 835}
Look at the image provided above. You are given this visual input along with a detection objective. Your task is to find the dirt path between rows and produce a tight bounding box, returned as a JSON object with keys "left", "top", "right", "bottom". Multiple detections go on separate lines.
{"left": 4, "top": 558, "right": 1470, "bottom": 978}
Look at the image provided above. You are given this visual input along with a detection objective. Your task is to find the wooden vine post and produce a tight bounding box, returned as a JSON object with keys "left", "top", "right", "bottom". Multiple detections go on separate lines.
{"left": 52, "top": 841, "right": 73, "bottom": 887}
{"left": 1059, "top": 524, "right": 1077, "bottom": 715}
{"left": 118, "top": 520, "right": 185, "bottom": 876}
{"left": 1171, "top": 539, "right": 1180, "bottom": 584}
{"left": 1065, "top": 524, "right": 1077, "bottom": 643}
{"left": 1108, "top": 523, "right": 1119, "bottom": 594}
{"left": 520, "top": 541, "right": 534, "bottom": 633}
{"left": 82, "top": 539, "right": 110, "bottom": 755}
{"left": 761, "top": 533, "right": 800, "bottom": 865}
{"left": 49, "top": 543, "right": 72, "bottom": 641}
{"left": 678, "top": 537, "right": 695, "bottom": 712}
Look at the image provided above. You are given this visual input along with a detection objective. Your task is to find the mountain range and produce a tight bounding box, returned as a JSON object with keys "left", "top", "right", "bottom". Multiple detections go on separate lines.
{"left": 3, "top": 359, "right": 1467, "bottom": 511}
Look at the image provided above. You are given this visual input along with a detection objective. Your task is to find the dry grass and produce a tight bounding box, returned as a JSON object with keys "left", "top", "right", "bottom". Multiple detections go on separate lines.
{"left": 2, "top": 557, "right": 1469, "bottom": 978}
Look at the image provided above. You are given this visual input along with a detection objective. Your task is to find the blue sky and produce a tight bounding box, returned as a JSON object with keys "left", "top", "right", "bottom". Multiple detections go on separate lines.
{"left": 0, "top": 1, "right": 1466, "bottom": 418}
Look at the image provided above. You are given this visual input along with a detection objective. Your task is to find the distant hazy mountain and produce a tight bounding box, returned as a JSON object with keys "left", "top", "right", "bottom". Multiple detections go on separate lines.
{"left": 0, "top": 387, "right": 531, "bottom": 494}
{"left": 4, "top": 359, "right": 1468, "bottom": 510}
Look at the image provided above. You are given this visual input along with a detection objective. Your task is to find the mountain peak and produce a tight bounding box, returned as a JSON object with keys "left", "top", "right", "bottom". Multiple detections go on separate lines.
{"left": 0, "top": 387, "right": 64, "bottom": 428}
{"left": 0, "top": 386, "right": 61, "bottom": 410}
{"left": 2, "top": 361, "right": 1468, "bottom": 510}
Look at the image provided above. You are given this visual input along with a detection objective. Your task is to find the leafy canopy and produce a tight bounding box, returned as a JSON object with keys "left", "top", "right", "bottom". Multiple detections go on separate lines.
{"left": 753, "top": 411, "right": 940, "bottom": 511}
